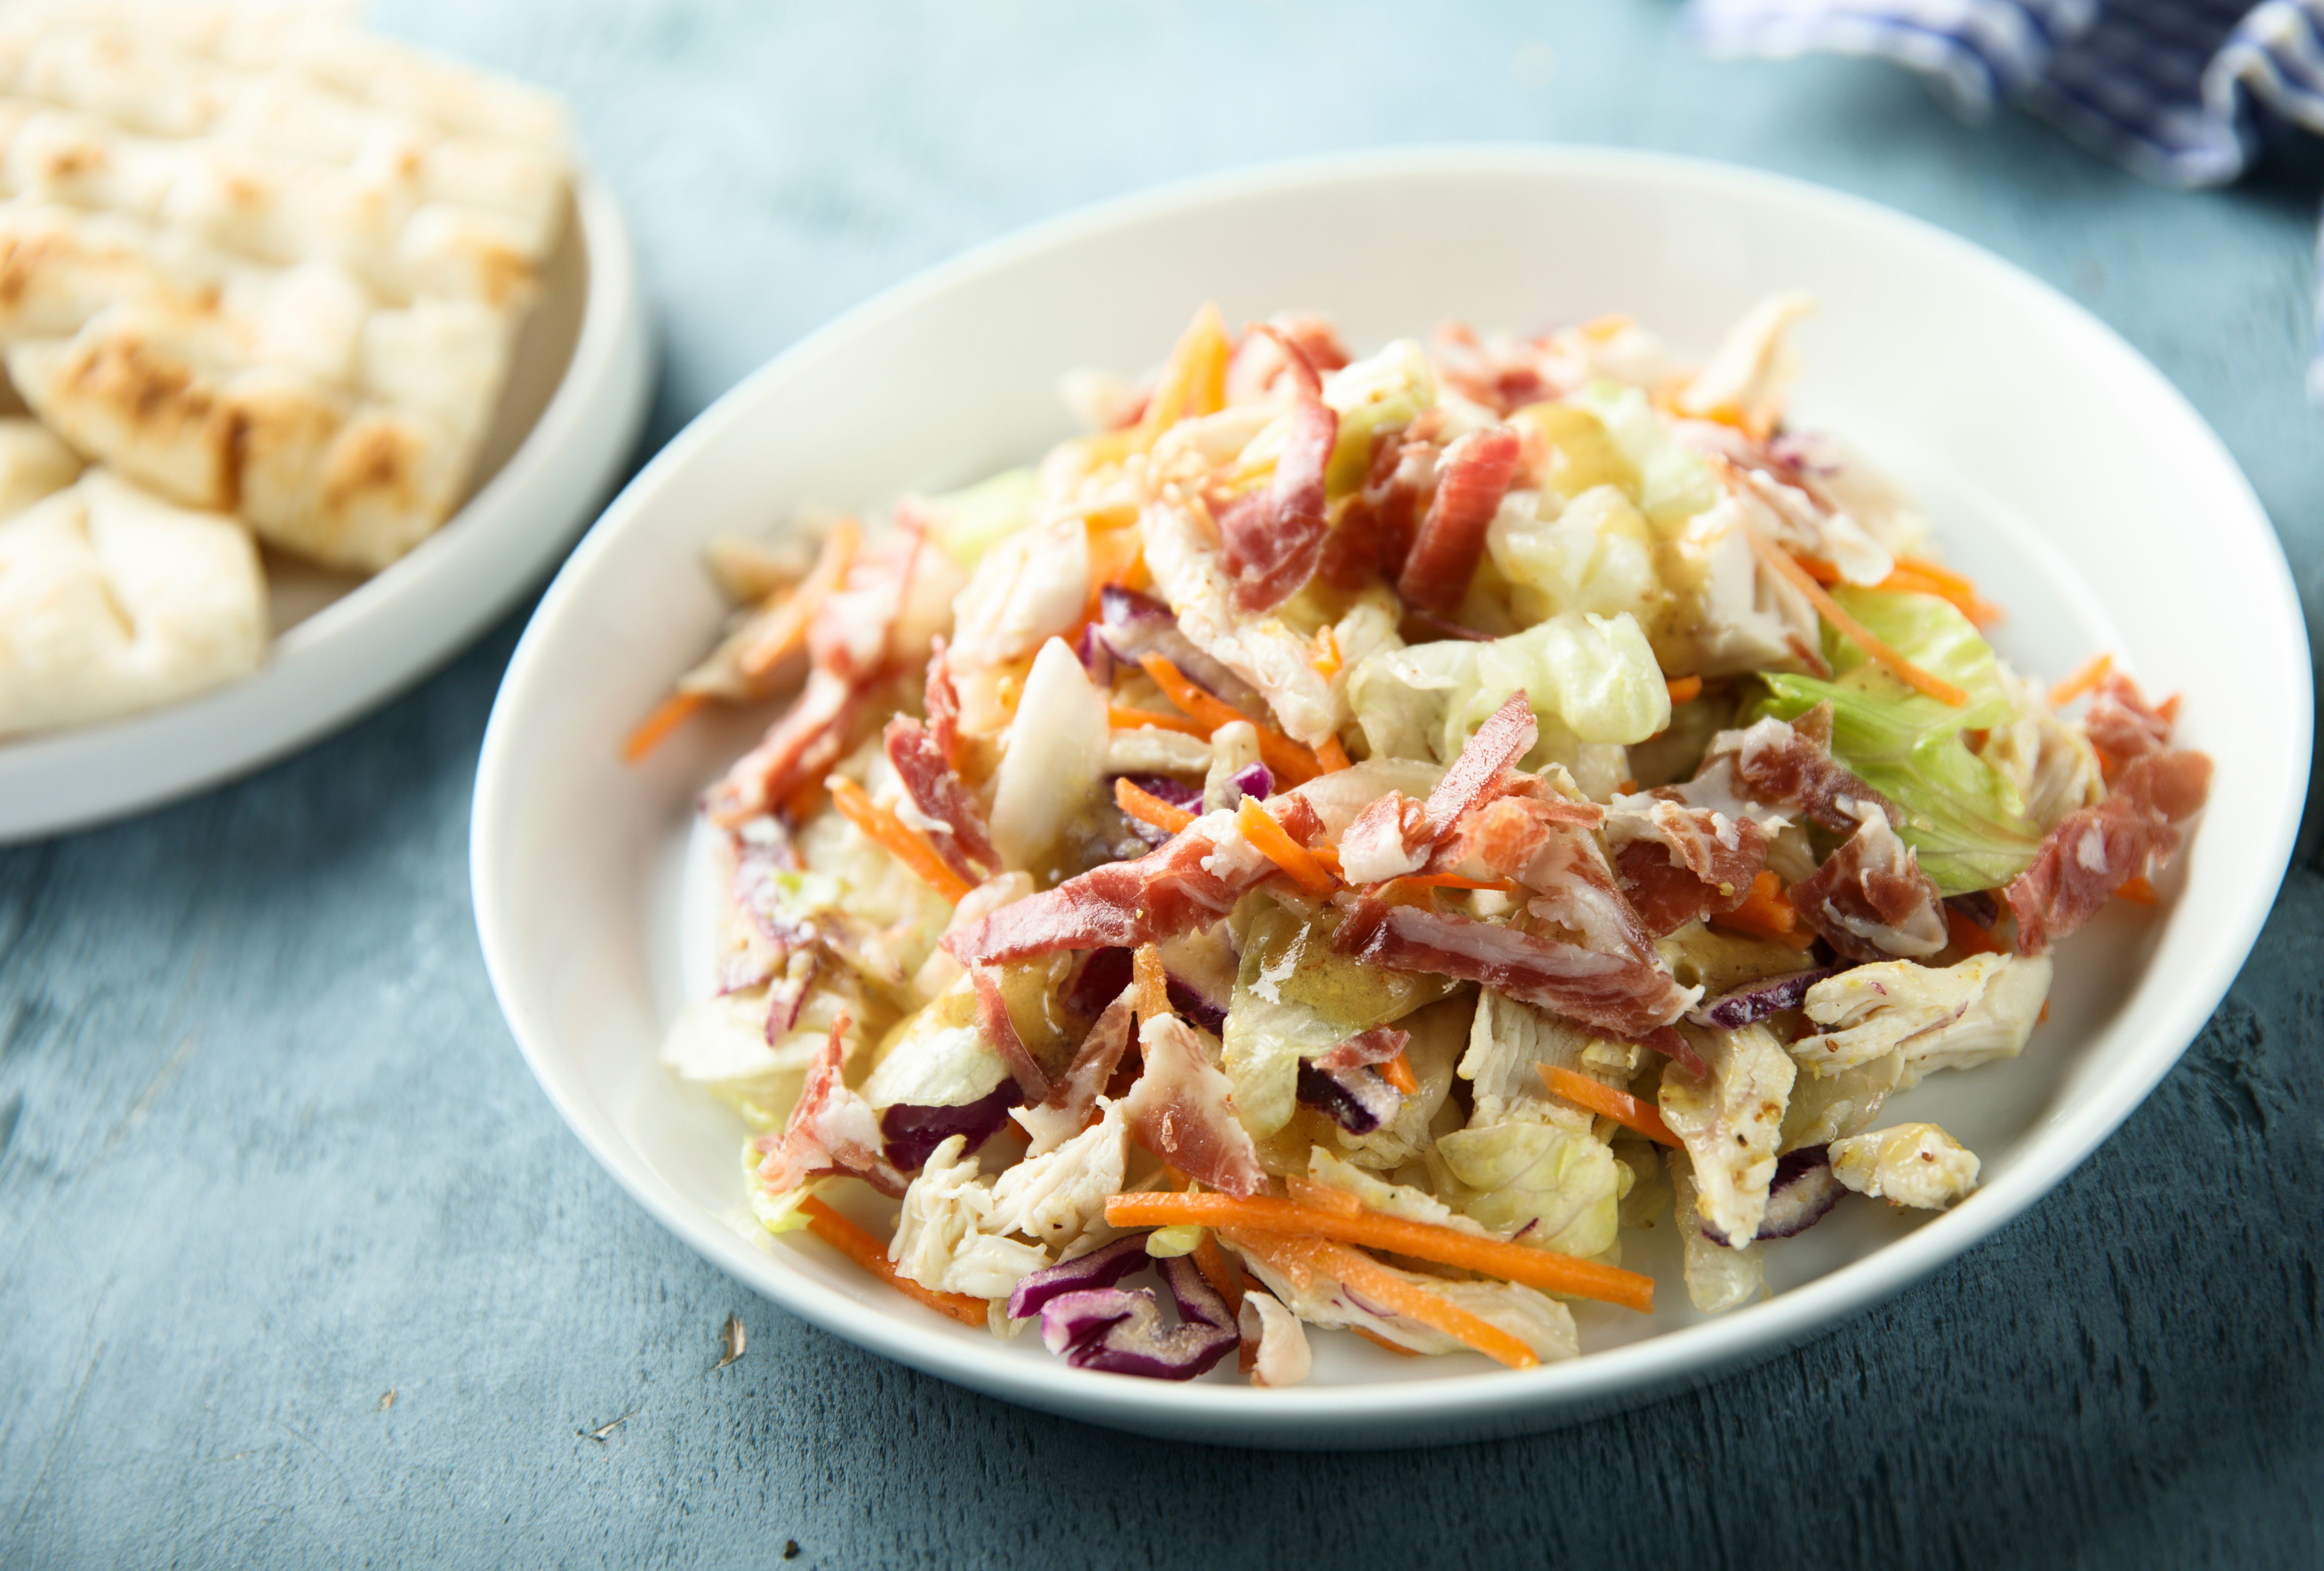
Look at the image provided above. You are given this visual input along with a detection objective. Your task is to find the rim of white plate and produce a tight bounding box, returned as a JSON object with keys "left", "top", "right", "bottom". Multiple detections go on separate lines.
{"left": 0, "top": 161, "right": 651, "bottom": 842}
{"left": 473, "top": 144, "right": 2311, "bottom": 1442}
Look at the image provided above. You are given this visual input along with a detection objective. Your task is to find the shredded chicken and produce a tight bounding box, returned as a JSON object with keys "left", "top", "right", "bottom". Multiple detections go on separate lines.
{"left": 987, "top": 1098, "right": 1129, "bottom": 1251}
{"left": 1795, "top": 953, "right": 2052, "bottom": 1080}
{"left": 888, "top": 1134, "right": 1051, "bottom": 1299}
{"left": 1658, "top": 1023, "right": 1794, "bottom": 1247}
{"left": 1830, "top": 1123, "right": 1980, "bottom": 1209}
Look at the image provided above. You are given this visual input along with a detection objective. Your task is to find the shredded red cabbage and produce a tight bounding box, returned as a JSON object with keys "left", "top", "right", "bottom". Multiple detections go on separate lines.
{"left": 1756, "top": 1145, "right": 1844, "bottom": 1240}
{"left": 1064, "top": 948, "right": 1134, "bottom": 1018}
{"left": 1229, "top": 762, "right": 1274, "bottom": 804}
{"left": 879, "top": 1083, "right": 1020, "bottom": 1172}
{"left": 1689, "top": 967, "right": 1840, "bottom": 1030}
{"left": 1295, "top": 1060, "right": 1403, "bottom": 1134}
{"left": 1034, "top": 1268, "right": 1237, "bottom": 1379}
{"left": 1164, "top": 975, "right": 1228, "bottom": 1035}
{"left": 1007, "top": 1234, "right": 1150, "bottom": 1320}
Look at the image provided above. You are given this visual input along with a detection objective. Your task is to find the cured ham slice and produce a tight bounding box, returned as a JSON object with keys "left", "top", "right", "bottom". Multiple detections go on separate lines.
{"left": 1442, "top": 794, "right": 1654, "bottom": 960}
{"left": 2005, "top": 749, "right": 2211, "bottom": 955}
{"left": 1786, "top": 804, "right": 1947, "bottom": 961}
{"left": 970, "top": 966, "right": 1055, "bottom": 1102}
{"left": 1332, "top": 899, "right": 1697, "bottom": 1039}
{"left": 1334, "top": 693, "right": 1541, "bottom": 885}
{"left": 1221, "top": 395, "right": 1337, "bottom": 613}
{"left": 703, "top": 668, "right": 858, "bottom": 826}
{"left": 2082, "top": 672, "right": 2172, "bottom": 766}
{"left": 1395, "top": 424, "right": 1521, "bottom": 614}
{"left": 1424, "top": 691, "right": 1538, "bottom": 831}
{"left": 945, "top": 810, "right": 1272, "bottom": 965}
{"left": 884, "top": 714, "right": 997, "bottom": 882}
{"left": 1122, "top": 1014, "right": 1267, "bottom": 1197}
{"left": 1312, "top": 1026, "right": 1411, "bottom": 1073}
{"left": 1604, "top": 795, "right": 1769, "bottom": 938}
{"left": 706, "top": 535, "right": 937, "bottom": 825}
{"left": 751, "top": 1016, "right": 907, "bottom": 1199}
{"left": 1614, "top": 840, "right": 1720, "bottom": 939}
{"left": 1699, "top": 705, "right": 1896, "bottom": 834}
{"left": 1013, "top": 994, "right": 1135, "bottom": 1157}
{"left": 923, "top": 635, "right": 964, "bottom": 766}
{"left": 1320, "top": 426, "right": 1436, "bottom": 591}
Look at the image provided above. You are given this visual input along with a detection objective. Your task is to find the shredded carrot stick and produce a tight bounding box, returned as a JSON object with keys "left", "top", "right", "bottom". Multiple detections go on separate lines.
{"left": 1710, "top": 870, "right": 1815, "bottom": 949}
{"left": 1114, "top": 777, "right": 1196, "bottom": 836}
{"left": 2115, "top": 876, "right": 2159, "bottom": 906}
{"left": 1309, "top": 843, "right": 1344, "bottom": 877}
{"left": 1192, "top": 1233, "right": 1245, "bottom": 1321}
{"left": 1894, "top": 556, "right": 2004, "bottom": 625}
{"left": 1354, "top": 1327, "right": 1422, "bottom": 1358}
{"left": 1746, "top": 527, "right": 1969, "bottom": 706}
{"left": 829, "top": 777, "right": 972, "bottom": 902}
{"left": 2048, "top": 652, "right": 2114, "bottom": 709}
{"left": 1139, "top": 654, "right": 1321, "bottom": 785}
{"left": 1395, "top": 872, "right": 1518, "bottom": 893}
{"left": 621, "top": 688, "right": 710, "bottom": 763}
{"left": 2157, "top": 694, "right": 2180, "bottom": 725}
{"left": 1309, "top": 626, "right": 1343, "bottom": 680}
{"left": 1284, "top": 1176, "right": 1364, "bottom": 1216}
{"left": 1665, "top": 675, "right": 1703, "bottom": 706}
{"left": 1236, "top": 798, "right": 1337, "bottom": 895}
{"left": 798, "top": 1197, "right": 987, "bottom": 1326}
{"left": 1880, "top": 563, "right": 2003, "bottom": 627}
{"left": 1795, "top": 555, "right": 1843, "bottom": 585}
{"left": 1540, "top": 1065, "right": 1678, "bottom": 1146}
{"left": 1108, "top": 705, "right": 1210, "bottom": 739}
{"left": 1132, "top": 944, "right": 1171, "bottom": 1023}
{"left": 1378, "top": 1051, "right": 1419, "bottom": 1096}
{"left": 1945, "top": 905, "right": 2005, "bottom": 955}
{"left": 739, "top": 518, "right": 859, "bottom": 680}
{"left": 1228, "top": 1232, "right": 1538, "bottom": 1369}
{"left": 1086, "top": 516, "right": 1145, "bottom": 594}
{"left": 1107, "top": 1192, "right": 1655, "bottom": 1313}
{"left": 1314, "top": 734, "right": 1353, "bottom": 773}
{"left": 1134, "top": 303, "right": 1231, "bottom": 449}
{"left": 779, "top": 775, "right": 827, "bottom": 824}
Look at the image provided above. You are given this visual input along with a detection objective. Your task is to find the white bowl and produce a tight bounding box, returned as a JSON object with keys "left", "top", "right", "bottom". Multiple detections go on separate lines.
{"left": 471, "top": 147, "right": 2310, "bottom": 1448}
{"left": 0, "top": 164, "right": 653, "bottom": 842}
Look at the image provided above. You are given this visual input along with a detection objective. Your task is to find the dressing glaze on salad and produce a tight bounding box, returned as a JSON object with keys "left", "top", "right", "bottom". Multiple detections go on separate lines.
{"left": 637, "top": 298, "right": 2213, "bottom": 1382}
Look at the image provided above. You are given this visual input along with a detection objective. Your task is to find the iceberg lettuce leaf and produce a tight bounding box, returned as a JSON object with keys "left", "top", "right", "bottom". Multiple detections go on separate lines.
{"left": 918, "top": 467, "right": 1040, "bottom": 566}
{"left": 1756, "top": 588, "right": 2043, "bottom": 895}
{"left": 1570, "top": 381, "right": 1719, "bottom": 530}
{"left": 1435, "top": 1116, "right": 1621, "bottom": 1259}
{"left": 1348, "top": 609, "right": 1668, "bottom": 772}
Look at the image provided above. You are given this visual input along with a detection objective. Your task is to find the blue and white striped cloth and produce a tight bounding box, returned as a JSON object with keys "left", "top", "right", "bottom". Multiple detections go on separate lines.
{"left": 1686, "top": 0, "right": 2324, "bottom": 385}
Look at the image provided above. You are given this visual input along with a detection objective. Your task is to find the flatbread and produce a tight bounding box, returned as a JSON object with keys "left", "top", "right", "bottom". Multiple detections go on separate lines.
{"left": 0, "top": 461, "right": 267, "bottom": 735}
{"left": 0, "top": 1, "right": 569, "bottom": 572}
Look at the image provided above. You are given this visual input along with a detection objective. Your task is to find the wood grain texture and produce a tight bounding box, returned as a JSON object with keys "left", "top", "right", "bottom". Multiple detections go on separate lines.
{"left": 3, "top": 2, "right": 2319, "bottom": 1566}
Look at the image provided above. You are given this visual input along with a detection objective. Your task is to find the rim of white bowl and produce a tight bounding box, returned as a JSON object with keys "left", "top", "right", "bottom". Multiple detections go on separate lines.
{"left": 473, "top": 144, "right": 2312, "bottom": 1442}
{"left": 0, "top": 162, "right": 651, "bottom": 842}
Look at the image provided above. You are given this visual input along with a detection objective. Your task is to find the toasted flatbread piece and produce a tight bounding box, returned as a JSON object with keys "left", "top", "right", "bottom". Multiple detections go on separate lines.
{"left": 0, "top": 464, "right": 266, "bottom": 735}
{"left": 0, "top": 412, "right": 79, "bottom": 514}
{"left": 9, "top": 298, "right": 487, "bottom": 572}
{"left": 0, "top": 2, "right": 569, "bottom": 572}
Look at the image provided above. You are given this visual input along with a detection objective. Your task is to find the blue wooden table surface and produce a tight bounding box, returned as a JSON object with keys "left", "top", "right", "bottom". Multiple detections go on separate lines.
{"left": 5, "top": 3, "right": 2320, "bottom": 1566}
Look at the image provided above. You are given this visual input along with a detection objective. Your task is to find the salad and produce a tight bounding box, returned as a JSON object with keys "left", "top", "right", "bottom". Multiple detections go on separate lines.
{"left": 636, "top": 297, "right": 2212, "bottom": 1382}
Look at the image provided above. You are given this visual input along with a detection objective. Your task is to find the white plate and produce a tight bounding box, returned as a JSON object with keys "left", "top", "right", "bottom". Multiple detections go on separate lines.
{"left": 470, "top": 148, "right": 2311, "bottom": 1448}
{"left": 0, "top": 164, "right": 652, "bottom": 842}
